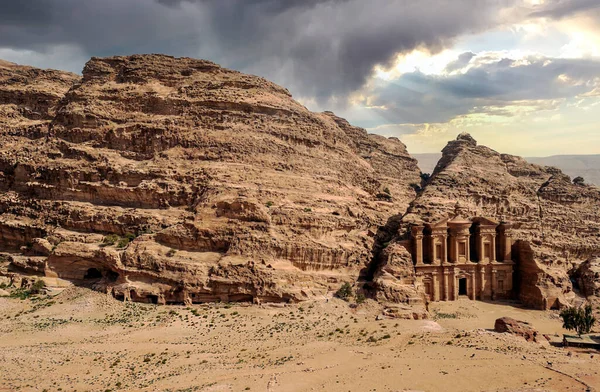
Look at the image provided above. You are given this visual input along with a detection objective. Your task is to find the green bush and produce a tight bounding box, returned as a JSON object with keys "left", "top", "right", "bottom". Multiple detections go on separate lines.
{"left": 102, "top": 234, "right": 119, "bottom": 246}
{"left": 265, "top": 201, "right": 274, "bottom": 208}
{"left": 335, "top": 282, "right": 353, "bottom": 300}
{"left": 560, "top": 304, "right": 596, "bottom": 335}
{"left": 116, "top": 238, "right": 130, "bottom": 248}
{"left": 355, "top": 291, "right": 366, "bottom": 304}
{"left": 29, "top": 280, "right": 46, "bottom": 295}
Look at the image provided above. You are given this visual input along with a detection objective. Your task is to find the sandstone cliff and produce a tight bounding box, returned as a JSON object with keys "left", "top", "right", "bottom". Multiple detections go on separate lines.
{"left": 0, "top": 55, "right": 421, "bottom": 304}
{"left": 1, "top": 55, "right": 598, "bottom": 312}
{"left": 399, "top": 133, "right": 600, "bottom": 309}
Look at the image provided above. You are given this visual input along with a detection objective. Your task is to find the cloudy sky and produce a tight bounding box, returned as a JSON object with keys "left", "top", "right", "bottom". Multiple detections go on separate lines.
{"left": 1, "top": 0, "right": 599, "bottom": 156}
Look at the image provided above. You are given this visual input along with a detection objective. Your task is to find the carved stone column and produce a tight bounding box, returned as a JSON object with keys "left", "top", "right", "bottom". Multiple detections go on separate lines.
{"left": 479, "top": 267, "right": 485, "bottom": 300}
{"left": 471, "top": 272, "right": 477, "bottom": 300}
{"left": 442, "top": 235, "right": 448, "bottom": 264}
{"left": 491, "top": 268, "right": 497, "bottom": 301}
{"left": 491, "top": 234, "right": 497, "bottom": 262}
{"left": 412, "top": 225, "right": 425, "bottom": 265}
{"left": 443, "top": 270, "right": 450, "bottom": 301}
{"left": 453, "top": 268, "right": 459, "bottom": 300}
{"left": 432, "top": 270, "right": 439, "bottom": 301}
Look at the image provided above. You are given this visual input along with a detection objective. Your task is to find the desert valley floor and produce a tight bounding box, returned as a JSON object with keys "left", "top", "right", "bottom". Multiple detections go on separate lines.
{"left": 1, "top": 289, "right": 598, "bottom": 392}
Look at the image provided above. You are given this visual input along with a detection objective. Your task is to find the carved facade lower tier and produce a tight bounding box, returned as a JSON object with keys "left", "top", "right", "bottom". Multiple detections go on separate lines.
{"left": 410, "top": 212, "right": 515, "bottom": 301}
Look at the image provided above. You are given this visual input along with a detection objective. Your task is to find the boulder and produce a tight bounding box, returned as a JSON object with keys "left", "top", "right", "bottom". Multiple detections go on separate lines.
{"left": 494, "top": 317, "right": 538, "bottom": 342}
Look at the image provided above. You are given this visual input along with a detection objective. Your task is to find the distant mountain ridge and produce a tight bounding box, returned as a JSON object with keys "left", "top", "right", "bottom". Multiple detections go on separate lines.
{"left": 414, "top": 153, "right": 600, "bottom": 186}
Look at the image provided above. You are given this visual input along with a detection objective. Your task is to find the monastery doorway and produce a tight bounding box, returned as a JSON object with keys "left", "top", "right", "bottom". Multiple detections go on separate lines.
{"left": 458, "top": 278, "right": 467, "bottom": 296}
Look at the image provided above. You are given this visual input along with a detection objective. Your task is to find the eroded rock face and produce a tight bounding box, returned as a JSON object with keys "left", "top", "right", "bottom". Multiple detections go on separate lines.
{"left": 494, "top": 317, "right": 538, "bottom": 342}
{"left": 400, "top": 133, "right": 600, "bottom": 309}
{"left": 575, "top": 256, "right": 600, "bottom": 299}
{"left": 0, "top": 55, "right": 421, "bottom": 304}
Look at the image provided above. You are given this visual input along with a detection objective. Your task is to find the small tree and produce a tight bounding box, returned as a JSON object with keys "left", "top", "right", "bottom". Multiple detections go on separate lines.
{"left": 573, "top": 176, "right": 585, "bottom": 186}
{"left": 335, "top": 282, "right": 353, "bottom": 301}
{"left": 560, "top": 304, "right": 596, "bottom": 336}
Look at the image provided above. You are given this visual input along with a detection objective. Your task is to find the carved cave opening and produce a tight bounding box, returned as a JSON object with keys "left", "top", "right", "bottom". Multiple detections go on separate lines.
{"left": 84, "top": 268, "right": 102, "bottom": 280}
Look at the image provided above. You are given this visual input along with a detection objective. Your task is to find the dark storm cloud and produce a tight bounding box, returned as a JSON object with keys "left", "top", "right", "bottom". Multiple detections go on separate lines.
{"left": 0, "top": 0, "right": 519, "bottom": 102}
{"left": 367, "top": 55, "right": 600, "bottom": 124}
{"left": 444, "top": 52, "right": 476, "bottom": 73}
{"left": 530, "top": 0, "right": 600, "bottom": 19}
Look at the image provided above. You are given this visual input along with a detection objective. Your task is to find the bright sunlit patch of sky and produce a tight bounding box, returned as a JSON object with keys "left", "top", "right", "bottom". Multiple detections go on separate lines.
{"left": 342, "top": 13, "right": 600, "bottom": 157}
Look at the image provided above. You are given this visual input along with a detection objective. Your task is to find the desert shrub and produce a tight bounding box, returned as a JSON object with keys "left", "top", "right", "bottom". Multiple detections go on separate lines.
{"left": 303, "top": 208, "right": 312, "bottom": 212}
{"left": 573, "top": 176, "right": 585, "bottom": 186}
{"left": 29, "top": 280, "right": 46, "bottom": 295}
{"left": 125, "top": 233, "right": 136, "bottom": 242}
{"left": 265, "top": 201, "right": 274, "bottom": 208}
{"left": 355, "top": 291, "right": 366, "bottom": 304}
{"left": 116, "top": 238, "right": 130, "bottom": 248}
{"left": 560, "top": 304, "right": 596, "bottom": 335}
{"left": 102, "top": 234, "right": 119, "bottom": 246}
{"left": 335, "top": 282, "right": 353, "bottom": 300}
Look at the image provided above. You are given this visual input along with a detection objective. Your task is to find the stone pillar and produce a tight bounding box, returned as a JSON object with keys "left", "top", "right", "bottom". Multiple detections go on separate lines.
{"left": 432, "top": 271, "right": 439, "bottom": 301}
{"left": 443, "top": 270, "right": 449, "bottom": 301}
{"left": 431, "top": 236, "right": 438, "bottom": 265}
{"left": 479, "top": 234, "right": 485, "bottom": 263}
{"left": 479, "top": 267, "right": 485, "bottom": 300}
{"left": 499, "top": 223, "right": 513, "bottom": 262}
{"left": 442, "top": 235, "right": 448, "bottom": 264}
{"left": 453, "top": 269, "right": 459, "bottom": 300}
{"left": 503, "top": 231, "right": 512, "bottom": 262}
{"left": 412, "top": 226, "right": 425, "bottom": 265}
{"left": 491, "top": 234, "right": 497, "bottom": 262}
{"left": 491, "top": 269, "right": 497, "bottom": 301}
{"left": 448, "top": 231, "right": 456, "bottom": 263}
{"left": 471, "top": 273, "right": 476, "bottom": 300}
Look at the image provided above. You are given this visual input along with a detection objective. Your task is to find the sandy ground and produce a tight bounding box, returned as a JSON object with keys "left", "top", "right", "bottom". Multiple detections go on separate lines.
{"left": 0, "top": 288, "right": 598, "bottom": 392}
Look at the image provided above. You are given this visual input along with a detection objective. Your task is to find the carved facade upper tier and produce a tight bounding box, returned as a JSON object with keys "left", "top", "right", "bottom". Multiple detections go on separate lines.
{"left": 409, "top": 211, "right": 515, "bottom": 302}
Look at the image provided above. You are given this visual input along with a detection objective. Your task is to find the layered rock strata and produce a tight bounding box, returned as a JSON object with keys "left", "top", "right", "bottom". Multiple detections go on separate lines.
{"left": 0, "top": 55, "right": 421, "bottom": 304}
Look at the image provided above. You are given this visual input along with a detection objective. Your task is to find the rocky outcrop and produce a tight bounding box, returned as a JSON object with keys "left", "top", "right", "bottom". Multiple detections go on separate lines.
{"left": 574, "top": 256, "right": 600, "bottom": 299}
{"left": 0, "top": 55, "right": 421, "bottom": 304}
{"left": 400, "top": 133, "right": 600, "bottom": 309}
{"left": 1, "top": 56, "right": 597, "bottom": 310}
{"left": 494, "top": 317, "right": 538, "bottom": 342}
{"left": 370, "top": 243, "right": 423, "bottom": 305}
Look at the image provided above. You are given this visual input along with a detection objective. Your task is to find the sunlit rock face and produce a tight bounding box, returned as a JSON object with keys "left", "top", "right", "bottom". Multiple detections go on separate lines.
{"left": 0, "top": 54, "right": 422, "bottom": 304}
{"left": 393, "top": 133, "right": 600, "bottom": 310}
{"left": 1, "top": 55, "right": 599, "bottom": 310}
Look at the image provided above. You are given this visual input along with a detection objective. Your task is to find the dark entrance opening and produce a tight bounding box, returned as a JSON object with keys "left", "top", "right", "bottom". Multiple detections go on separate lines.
{"left": 84, "top": 268, "right": 102, "bottom": 279}
{"left": 459, "top": 278, "right": 468, "bottom": 296}
{"left": 147, "top": 295, "right": 159, "bottom": 304}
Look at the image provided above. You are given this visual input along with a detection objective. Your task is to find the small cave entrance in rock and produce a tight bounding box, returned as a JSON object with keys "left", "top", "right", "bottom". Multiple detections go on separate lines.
{"left": 114, "top": 293, "right": 125, "bottom": 301}
{"left": 84, "top": 268, "right": 102, "bottom": 280}
{"left": 458, "top": 278, "right": 467, "bottom": 296}
{"left": 106, "top": 270, "right": 119, "bottom": 282}
{"left": 147, "top": 295, "right": 159, "bottom": 304}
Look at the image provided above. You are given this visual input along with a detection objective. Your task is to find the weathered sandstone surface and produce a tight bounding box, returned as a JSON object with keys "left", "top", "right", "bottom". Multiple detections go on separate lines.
{"left": 494, "top": 316, "right": 539, "bottom": 342}
{"left": 0, "top": 55, "right": 421, "bottom": 305}
{"left": 392, "top": 133, "right": 600, "bottom": 309}
{"left": 1, "top": 55, "right": 599, "bottom": 311}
